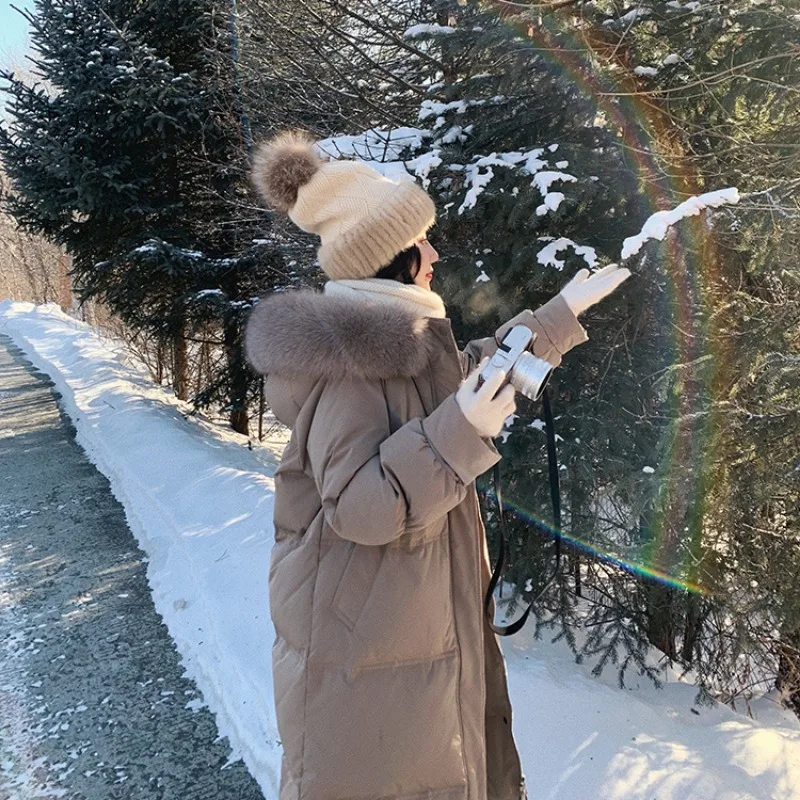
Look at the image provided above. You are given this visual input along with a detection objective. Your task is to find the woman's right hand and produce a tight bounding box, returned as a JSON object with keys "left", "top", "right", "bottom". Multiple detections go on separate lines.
{"left": 455, "top": 357, "right": 516, "bottom": 439}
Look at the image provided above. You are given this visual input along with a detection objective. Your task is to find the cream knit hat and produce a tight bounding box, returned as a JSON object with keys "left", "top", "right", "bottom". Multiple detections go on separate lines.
{"left": 250, "top": 131, "right": 436, "bottom": 280}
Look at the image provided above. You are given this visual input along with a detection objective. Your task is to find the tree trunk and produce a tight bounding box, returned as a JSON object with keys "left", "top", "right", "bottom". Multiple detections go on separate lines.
{"left": 59, "top": 253, "right": 72, "bottom": 312}
{"left": 230, "top": 406, "right": 249, "bottom": 435}
{"left": 173, "top": 327, "right": 189, "bottom": 401}
{"left": 567, "top": 462, "right": 586, "bottom": 597}
{"left": 258, "top": 375, "right": 265, "bottom": 441}
{"left": 681, "top": 593, "right": 703, "bottom": 664}
{"left": 156, "top": 340, "right": 164, "bottom": 385}
{"left": 195, "top": 335, "right": 209, "bottom": 398}
{"left": 645, "top": 582, "right": 677, "bottom": 660}
{"left": 224, "top": 316, "right": 249, "bottom": 436}
{"left": 435, "top": 8, "right": 458, "bottom": 84}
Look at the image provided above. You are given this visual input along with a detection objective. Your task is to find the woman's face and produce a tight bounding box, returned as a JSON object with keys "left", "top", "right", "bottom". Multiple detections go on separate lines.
{"left": 413, "top": 237, "right": 439, "bottom": 291}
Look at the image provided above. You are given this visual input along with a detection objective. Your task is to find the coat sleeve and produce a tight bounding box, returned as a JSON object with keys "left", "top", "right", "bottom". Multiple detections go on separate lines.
{"left": 305, "top": 378, "right": 501, "bottom": 546}
{"left": 460, "top": 293, "right": 589, "bottom": 374}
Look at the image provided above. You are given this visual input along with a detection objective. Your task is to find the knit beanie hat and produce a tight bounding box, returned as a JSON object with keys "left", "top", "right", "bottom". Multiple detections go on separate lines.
{"left": 250, "top": 131, "right": 436, "bottom": 280}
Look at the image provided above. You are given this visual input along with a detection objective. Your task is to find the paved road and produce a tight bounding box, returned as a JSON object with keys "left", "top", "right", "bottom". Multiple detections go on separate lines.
{"left": 0, "top": 335, "right": 265, "bottom": 800}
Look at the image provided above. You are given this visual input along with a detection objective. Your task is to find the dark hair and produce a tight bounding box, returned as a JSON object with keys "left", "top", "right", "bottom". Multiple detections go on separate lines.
{"left": 373, "top": 244, "right": 421, "bottom": 284}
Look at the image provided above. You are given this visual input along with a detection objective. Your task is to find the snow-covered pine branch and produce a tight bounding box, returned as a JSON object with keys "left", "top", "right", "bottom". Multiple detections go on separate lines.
{"left": 621, "top": 188, "right": 740, "bottom": 260}
{"left": 403, "top": 24, "right": 455, "bottom": 39}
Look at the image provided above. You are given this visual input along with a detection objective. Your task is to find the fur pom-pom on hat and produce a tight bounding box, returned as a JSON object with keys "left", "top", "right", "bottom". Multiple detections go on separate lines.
{"left": 250, "top": 131, "right": 323, "bottom": 213}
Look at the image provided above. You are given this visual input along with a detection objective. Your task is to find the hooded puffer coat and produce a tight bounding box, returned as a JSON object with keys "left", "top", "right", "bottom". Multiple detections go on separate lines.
{"left": 244, "top": 289, "right": 588, "bottom": 800}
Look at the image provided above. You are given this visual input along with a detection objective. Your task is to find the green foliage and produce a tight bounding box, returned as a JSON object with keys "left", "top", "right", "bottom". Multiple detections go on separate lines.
{"left": 572, "top": 0, "right": 800, "bottom": 707}
{"left": 0, "top": 0, "right": 296, "bottom": 430}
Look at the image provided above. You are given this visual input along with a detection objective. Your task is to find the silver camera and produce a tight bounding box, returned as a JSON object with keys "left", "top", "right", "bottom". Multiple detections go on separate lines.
{"left": 478, "top": 325, "right": 553, "bottom": 401}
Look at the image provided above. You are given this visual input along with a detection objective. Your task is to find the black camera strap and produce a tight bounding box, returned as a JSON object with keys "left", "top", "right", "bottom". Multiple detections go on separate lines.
{"left": 483, "top": 386, "right": 562, "bottom": 636}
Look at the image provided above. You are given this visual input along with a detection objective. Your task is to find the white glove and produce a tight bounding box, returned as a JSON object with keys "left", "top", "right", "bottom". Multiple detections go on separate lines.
{"left": 559, "top": 264, "right": 631, "bottom": 317}
{"left": 455, "top": 357, "right": 517, "bottom": 439}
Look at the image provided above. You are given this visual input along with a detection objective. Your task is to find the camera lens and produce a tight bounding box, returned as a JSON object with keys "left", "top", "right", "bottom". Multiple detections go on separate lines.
{"left": 509, "top": 353, "right": 553, "bottom": 400}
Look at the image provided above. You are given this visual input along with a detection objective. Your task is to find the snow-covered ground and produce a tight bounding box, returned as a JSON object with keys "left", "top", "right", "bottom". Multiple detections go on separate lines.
{"left": 2, "top": 300, "right": 799, "bottom": 800}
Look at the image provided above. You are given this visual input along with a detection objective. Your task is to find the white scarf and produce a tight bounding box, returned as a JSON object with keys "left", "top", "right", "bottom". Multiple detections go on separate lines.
{"left": 323, "top": 278, "right": 447, "bottom": 319}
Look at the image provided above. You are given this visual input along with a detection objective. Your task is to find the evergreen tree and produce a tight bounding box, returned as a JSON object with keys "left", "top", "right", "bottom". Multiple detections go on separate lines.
{"left": 396, "top": 2, "right": 682, "bottom": 685}
{"left": 552, "top": 0, "right": 800, "bottom": 709}
{"left": 0, "top": 0, "right": 290, "bottom": 433}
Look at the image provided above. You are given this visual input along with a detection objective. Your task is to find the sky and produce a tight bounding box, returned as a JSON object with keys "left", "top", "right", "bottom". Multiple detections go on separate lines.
{"left": 1, "top": 0, "right": 34, "bottom": 69}
{"left": 1, "top": 0, "right": 34, "bottom": 118}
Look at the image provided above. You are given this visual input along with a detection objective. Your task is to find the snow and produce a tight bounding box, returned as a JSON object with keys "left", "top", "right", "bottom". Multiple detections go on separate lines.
{"left": 452, "top": 151, "right": 576, "bottom": 216}
{"left": 664, "top": 53, "right": 682, "bottom": 65}
{"left": 403, "top": 24, "right": 455, "bottom": 39}
{"left": 317, "top": 122, "right": 573, "bottom": 222}
{"left": 437, "top": 125, "right": 465, "bottom": 145}
{"left": 538, "top": 237, "right": 599, "bottom": 271}
{"left": 634, "top": 66, "right": 659, "bottom": 77}
{"left": 536, "top": 192, "right": 566, "bottom": 217}
{"left": 643, "top": 466, "right": 656, "bottom": 474}
{"left": 458, "top": 163, "right": 499, "bottom": 214}
{"left": 532, "top": 170, "right": 577, "bottom": 195}
{"left": 418, "top": 99, "right": 469, "bottom": 121}
{"left": 317, "top": 128, "right": 432, "bottom": 164}
{"left": 2, "top": 301, "right": 799, "bottom": 800}
{"left": 621, "top": 188, "right": 740, "bottom": 259}
{"left": 404, "top": 150, "right": 442, "bottom": 189}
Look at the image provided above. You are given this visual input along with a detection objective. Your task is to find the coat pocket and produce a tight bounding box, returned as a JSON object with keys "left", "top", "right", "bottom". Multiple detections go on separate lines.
{"left": 330, "top": 542, "right": 384, "bottom": 631}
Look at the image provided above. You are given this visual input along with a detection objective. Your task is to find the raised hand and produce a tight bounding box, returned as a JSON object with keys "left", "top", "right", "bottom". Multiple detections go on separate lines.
{"left": 559, "top": 264, "right": 631, "bottom": 317}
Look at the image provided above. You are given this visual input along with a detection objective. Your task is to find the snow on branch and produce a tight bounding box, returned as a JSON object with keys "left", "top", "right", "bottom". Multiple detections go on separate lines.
{"left": 316, "top": 128, "right": 435, "bottom": 183}
{"left": 537, "top": 237, "right": 598, "bottom": 271}
{"left": 315, "top": 120, "right": 578, "bottom": 227}
{"left": 317, "top": 127, "right": 432, "bottom": 163}
{"left": 621, "top": 188, "right": 740, "bottom": 260}
{"left": 455, "top": 149, "right": 576, "bottom": 217}
{"left": 403, "top": 24, "right": 455, "bottom": 39}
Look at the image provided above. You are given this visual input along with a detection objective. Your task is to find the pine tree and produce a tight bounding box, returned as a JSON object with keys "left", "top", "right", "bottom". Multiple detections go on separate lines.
{"left": 391, "top": 2, "right": 686, "bottom": 685}
{"left": 555, "top": 0, "right": 800, "bottom": 709}
{"left": 0, "top": 0, "right": 291, "bottom": 433}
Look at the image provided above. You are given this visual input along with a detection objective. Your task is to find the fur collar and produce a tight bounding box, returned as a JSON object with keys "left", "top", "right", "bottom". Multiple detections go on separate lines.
{"left": 244, "top": 289, "right": 439, "bottom": 381}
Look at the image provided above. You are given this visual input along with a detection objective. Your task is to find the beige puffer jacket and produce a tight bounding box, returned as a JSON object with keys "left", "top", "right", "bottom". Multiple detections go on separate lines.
{"left": 244, "top": 290, "right": 588, "bottom": 800}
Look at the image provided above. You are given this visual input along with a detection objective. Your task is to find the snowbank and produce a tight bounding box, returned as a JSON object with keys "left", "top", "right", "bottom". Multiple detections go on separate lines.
{"left": 2, "top": 301, "right": 799, "bottom": 800}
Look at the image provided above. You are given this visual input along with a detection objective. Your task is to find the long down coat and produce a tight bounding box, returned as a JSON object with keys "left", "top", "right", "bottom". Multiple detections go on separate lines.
{"left": 244, "top": 290, "right": 588, "bottom": 800}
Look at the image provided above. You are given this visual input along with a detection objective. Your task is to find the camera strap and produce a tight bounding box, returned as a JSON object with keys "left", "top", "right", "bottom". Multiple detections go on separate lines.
{"left": 483, "top": 386, "right": 563, "bottom": 636}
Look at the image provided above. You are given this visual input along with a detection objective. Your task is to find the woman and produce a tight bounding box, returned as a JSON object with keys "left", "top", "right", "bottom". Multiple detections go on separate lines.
{"left": 244, "top": 131, "right": 629, "bottom": 800}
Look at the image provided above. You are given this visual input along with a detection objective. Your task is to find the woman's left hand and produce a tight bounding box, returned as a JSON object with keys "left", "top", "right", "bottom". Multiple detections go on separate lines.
{"left": 559, "top": 264, "right": 631, "bottom": 317}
